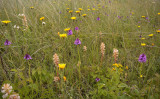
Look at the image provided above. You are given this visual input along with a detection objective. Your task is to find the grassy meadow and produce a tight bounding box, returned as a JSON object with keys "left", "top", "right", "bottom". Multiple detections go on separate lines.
{"left": 0, "top": 0, "right": 160, "bottom": 98}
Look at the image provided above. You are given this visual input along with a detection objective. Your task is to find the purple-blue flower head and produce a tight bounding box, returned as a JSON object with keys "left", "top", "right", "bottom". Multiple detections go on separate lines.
{"left": 68, "top": 30, "right": 73, "bottom": 35}
{"left": 75, "top": 27, "right": 79, "bottom": 31}
{"left": 138, "top": 54, "right": 147, "bottom": 63}
{"left": 74, "top": 38, "right": 81, "bottom": 45}
{"left": 24, "top": 54, "right": 32, "bottom": 60}
{"left": 95, "top": 78, "right": 100, "bottom": 82}
{"left": 4, "top": 39, "right": 11, "bottom": 45}
{"left": 97, "top": 17, "right": 100, "bottom": 21}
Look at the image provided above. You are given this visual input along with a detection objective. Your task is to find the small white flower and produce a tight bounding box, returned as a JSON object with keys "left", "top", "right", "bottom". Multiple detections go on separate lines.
{"left": 14, "top": 25, "right": 17, "bottom": 28}
{"left": 17, "top": 26, "right": 20, "bottom": 29}
{"left": 9, "top": 93, "right": 20, "bottom": 99}
{"left": 2, "top": 93, "right": 8, "bottom": 99}
{"left": 1, "top": 84, "right": 12, "bottom": 94}
{"left": 42, "top": 22, "right": 46, "bottom": 25}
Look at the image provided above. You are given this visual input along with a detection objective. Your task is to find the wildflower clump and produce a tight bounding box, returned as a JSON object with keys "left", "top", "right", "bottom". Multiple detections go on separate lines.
{"left": 112, "top": 63, "right": 124, "bottom": 73}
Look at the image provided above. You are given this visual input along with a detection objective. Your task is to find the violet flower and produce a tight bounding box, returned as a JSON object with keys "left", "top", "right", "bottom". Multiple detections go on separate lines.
{"left": 95, "top": 78, "right": 100, "bottom": 82}
{"left": 68, "top": 30, "right": 73, "bottom": 35}
{"left": 4, "top": 39, "right": 11, "bottom": 45}
{"left": 75, "top": 27, "right": 79, "bottom": 31}
{"left": 97, "top": 17, "right": 100, "bottom": 21}
{"left": 138, "top": 54, "right": 147, "bottom": 63}
{"left": 24, "top": 54, "right": 32, "bottom": 60}
{"left": 74, "top": 38, "right": 81, "bottom": 45}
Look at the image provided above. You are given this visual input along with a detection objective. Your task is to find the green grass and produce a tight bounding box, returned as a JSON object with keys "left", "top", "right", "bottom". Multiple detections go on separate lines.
{"left": 0, "top": 0, "right": 160, "bottom": 98}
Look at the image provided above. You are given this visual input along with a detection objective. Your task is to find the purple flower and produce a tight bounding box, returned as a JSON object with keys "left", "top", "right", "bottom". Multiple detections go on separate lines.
{"left": 75, "top": 27, "right": 79, "bottom": 31}
{"left": 97, "top": 17, "right": 100, "bottom": 21}
{"left": 68, "top": 30, "right": 73, "bottom": 35}
{"left": 74, "top": 38, "right": 81, "bottom": 45}
{"left": 4, "top": 39, "right": 11, "bottom": 45}
{"left": 109, "top": 1, "right": 111, "bottom": 3}
{"left": 24, "top": 54, "right": 32, "bottom": 60}
{"left": 138, "top": 54, "right": 147, "bottom": 63}
{"left": 95, "top": 78, "right": 100, "bottom": 82}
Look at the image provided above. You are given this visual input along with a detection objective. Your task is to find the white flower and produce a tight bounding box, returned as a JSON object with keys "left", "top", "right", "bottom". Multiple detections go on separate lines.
{"left": 14, "top": 25, "right": 17, "bottom": 28}
{"left": 9, "top": 93, "right": 20, "bottom": 99}
{"left": 1, "top": 84, "right": 12, "bottom": 94}
{"left": 42, "top": 22, "right": 46, "bottom": 25}
{"left": 17, "top": 26, "right": 20, "bottom": 29}
{"left": 2, "top": 93, "right": 8, "bottom": 99}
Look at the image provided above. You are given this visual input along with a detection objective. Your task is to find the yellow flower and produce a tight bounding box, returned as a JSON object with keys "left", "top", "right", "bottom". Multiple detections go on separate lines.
{"left": 141, "top": 43, "right": 146, "bottom": 46}
{"left": 126, "top": 66, "right": 128, "bottom": 70}
{"left": 59, "top": 34, "right": 67, "bottom": 38}
{"left": 138, "top": 26, "right": 140, "bottom": 28}
{"left": 71, "top": 17, "right": 76, "bottom": 20}
{"left": 141, "top": 38, "right": 145, "bottom": 40}
{"left": 158, "top": 13, "right": 160, "bottom": 15}
{"left": 58, "top": 32, "right": 60, "bottom": 35}
{"left": 140, "top": 75, "right": 143, "bottom": 77}
{"left": 30, "top": 7, "right": 34, "bottom": 9}
{"left": 58, "top": 64, "right": 66, "bottom": 69}
{"left": 66, "top": 8, "right": 70, "bottom": 10}
{"left": 69, "top": 10, "right": 73, "bottom": 13}
{"left": 82, "top": 14, "right": 87, "bottom": 17}
{"left": 151, "top": 43, "right": 154, "bottom": 46}
{"left": 63, "top": 76, "right": 66, "bottom": 81}
{"left": 119, "top": 68, "right": 123, "bottom": 72}
{"left": 118, "top": 64, "right": 123, "bottom": 67}
{"left": 92, "top": 8, "right": 95, "bottom": 11}
{"left": 141, "top": 16, "right": 145, "bottom": 18}
{"left": 40, "top": 17, "right": 44, "bottom": 21}
{"left": 156, "top": 30, "right": 160, "bottom": 33}
{"left": 131, "top": 12, "right": 134, "bottom": 15}
{"left": 113, "top": 63, "right": 119, "bottom": 67}
{"left": 64, "top": 28, "right": 70, "bottom": 31}
{"left": 88, "top": 9, "right": 90, "bottom": 11}
{"left": 75, "top": 11, "right": 80, "bottom": 13}
{"left": 148, "top": 34, "right": 153, "bottom": 37}
{"left": 112, "top": 68, "right": 116, "bottom": 71}
{"left": 1, "top": 20, "right": 11, "bottom": 24}
{"left": 79, "top": 8, "right": 83, "bottom": 11}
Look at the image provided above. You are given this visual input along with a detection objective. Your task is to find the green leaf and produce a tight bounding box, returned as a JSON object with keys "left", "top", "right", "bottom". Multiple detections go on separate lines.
{"left": 10, "top": 69, "right": 17, "bottom": 72}
{"left": 118, "top": 83, "right": 128, "bottom": 88}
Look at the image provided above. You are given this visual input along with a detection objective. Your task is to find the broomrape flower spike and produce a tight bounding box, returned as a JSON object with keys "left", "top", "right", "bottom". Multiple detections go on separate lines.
{"left": 100, "top": 42, "right": 105, "bottom": 56}
{"left": 24, "top": 54, "right": 32, "bottom": 60}
{"left": 4, "top": 39, "right": 11, "bottom": 45}
{"left": 53, "top": 53, "right": 59, "bottom": 67}
{"left": 138, "top": 53, "right": 147, "bottom": 63}
{"left": 74, "top": 38, "right": 81, "bottom": 45}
